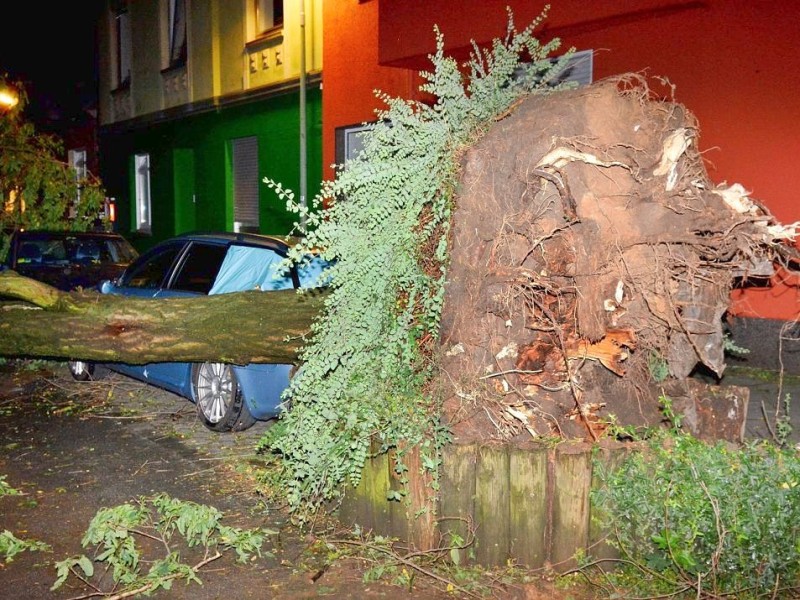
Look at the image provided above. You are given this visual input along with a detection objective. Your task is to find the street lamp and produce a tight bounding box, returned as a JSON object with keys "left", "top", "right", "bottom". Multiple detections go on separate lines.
{"left": 0, "top": 80, "right": 19, "bottom": 111}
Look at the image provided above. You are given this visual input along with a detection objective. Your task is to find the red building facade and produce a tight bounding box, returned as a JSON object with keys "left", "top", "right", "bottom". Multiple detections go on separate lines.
{"left": 322, "top": 0, "right": 800, "bottom": 323}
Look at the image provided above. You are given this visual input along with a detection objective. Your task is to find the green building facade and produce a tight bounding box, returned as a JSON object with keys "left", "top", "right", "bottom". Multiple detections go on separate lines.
{"left": 97, "top": 0, "right": 323, "bottom": 251}
{"left": 100, "top": 87, "right": 321, "bottom": 251}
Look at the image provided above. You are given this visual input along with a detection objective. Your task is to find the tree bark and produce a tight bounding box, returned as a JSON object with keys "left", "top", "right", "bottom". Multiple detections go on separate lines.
{"left": 0, "top": 270, "right": 326, "bottom": 365}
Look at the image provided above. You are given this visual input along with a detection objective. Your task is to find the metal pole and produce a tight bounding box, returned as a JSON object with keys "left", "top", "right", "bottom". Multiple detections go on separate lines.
{"left": 299, "top": 0, "right": 308, "bottom": 227}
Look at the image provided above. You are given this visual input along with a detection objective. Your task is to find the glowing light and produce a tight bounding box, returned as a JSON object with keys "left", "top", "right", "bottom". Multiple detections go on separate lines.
{"left": 0, "top": 84, "right": 19, "bottom": 111}
{"left": 105, "top": 198, "right": 117, "bottom": 222}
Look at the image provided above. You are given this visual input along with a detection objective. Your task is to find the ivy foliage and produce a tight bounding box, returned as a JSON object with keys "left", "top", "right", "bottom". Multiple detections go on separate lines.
{"left": 0, "top": 77, "right": 106, "bottom": 262}
{"left": 261, "top": 6, "right": 573, "bottom": 519}
{"left": 591, "top": 434, "right": 800, "bottom": 598}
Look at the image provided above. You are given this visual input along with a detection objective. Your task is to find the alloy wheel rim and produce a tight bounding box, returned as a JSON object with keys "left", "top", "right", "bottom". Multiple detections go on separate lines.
{"left": 71, "top": 361, "right": 88, "bottom": 376}
{"left": 196, "top": 363, "right": 234, "bottom": 423}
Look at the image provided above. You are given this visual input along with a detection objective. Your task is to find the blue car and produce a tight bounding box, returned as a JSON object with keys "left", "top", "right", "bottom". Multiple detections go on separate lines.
{"left": 68, "top": 232, "right": 329, "bottom": 432}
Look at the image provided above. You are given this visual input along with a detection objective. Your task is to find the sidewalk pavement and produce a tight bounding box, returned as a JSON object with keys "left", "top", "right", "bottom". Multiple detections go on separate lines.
{"left": 718, "top": 365, "right": 800, "bottom": 445}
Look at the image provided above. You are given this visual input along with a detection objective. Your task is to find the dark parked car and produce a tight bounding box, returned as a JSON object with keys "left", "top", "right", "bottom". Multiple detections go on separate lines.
{"left": 67, "top": 232, "right": 331, "bottom": 432}
{"left": 3, "top": 229, "right": 139, "bottom": 291}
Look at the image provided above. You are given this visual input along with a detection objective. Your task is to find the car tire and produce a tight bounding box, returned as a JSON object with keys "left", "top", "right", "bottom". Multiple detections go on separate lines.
{"left": 67, "top": 360, "right": 108, "bottom": 381}
{"left": 191, "top": 362, "right": 256, "bottom": 432}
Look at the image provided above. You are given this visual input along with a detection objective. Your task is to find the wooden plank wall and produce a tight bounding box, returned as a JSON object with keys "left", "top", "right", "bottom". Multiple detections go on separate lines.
{"left": 339, "top": 439, "right": 632, "bottom": 569}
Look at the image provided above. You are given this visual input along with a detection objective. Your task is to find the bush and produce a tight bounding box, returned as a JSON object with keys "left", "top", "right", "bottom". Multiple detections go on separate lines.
{"left": 591, "top": 433, "right": 800, "bottom": 598}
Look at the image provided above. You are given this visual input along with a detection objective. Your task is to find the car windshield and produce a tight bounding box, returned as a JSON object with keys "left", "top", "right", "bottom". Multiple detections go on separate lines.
{"left": 68, "top": 238, "right": 139, "bottom": 264}
{"left": 15, "top": 235, "right": 139, "bottom": 267}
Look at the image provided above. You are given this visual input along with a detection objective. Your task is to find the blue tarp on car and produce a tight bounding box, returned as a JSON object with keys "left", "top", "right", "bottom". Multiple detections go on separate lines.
{"left": 208, "top": 245, "right": 293, "bottom": 294}
{"left": 209, "top": 245, "right": 332, "bottom": 295}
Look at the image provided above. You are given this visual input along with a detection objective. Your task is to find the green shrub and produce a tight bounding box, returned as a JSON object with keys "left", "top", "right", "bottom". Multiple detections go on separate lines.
{"left": 591, "top": 433, "right": 800, "bottom": 598}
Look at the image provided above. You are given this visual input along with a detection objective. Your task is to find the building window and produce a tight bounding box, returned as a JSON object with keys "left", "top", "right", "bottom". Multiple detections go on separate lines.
{"left": 513, "top": 49, "right": 594, "bottom": 88}
{"left": 232, "top": 137, "right": 260, "bottom": 233}
{"left": 135, "top": 153, "right": 152, "bottom": 233}
{"left": 68, "top": 149, "right": 88, "bottom": 214}
{"left": 68, "top": 149, "right": 88, "bottom": 181}
{"left": 256, "top": 0, "right": 284, "bottom": 36}
{"left": 168, "top": 0, "right": 187, "bottom": 68}
{"left": 114, "top": 2, "right": 132, "bottom": 88}
{"left": 335, "top": 122, "right": 374, "bottom": 168}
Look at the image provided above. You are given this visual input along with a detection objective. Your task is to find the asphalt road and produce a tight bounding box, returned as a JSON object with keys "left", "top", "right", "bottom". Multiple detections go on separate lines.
{"left": 0, "top": 362, "right": 457, "bottom": 599}
{"left": 1, "top": 360, "right": 797, "bottom": 599}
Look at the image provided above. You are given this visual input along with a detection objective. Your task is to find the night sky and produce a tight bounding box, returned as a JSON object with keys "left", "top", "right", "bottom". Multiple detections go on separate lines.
{"left": 1, "top": 3, "right": 103, "bottom": 122}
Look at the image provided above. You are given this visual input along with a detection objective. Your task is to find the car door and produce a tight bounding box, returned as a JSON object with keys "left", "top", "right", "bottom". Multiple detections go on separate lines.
{"left": 110, "top": 241, "right": 187, "bottom": 298}
{"left": 105, "top": 241, "right": 187, "bottom": 386}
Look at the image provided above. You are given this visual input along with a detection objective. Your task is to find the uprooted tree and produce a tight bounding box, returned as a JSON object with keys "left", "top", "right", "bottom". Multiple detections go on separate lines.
{"left": 437, "top": 74, "right": 799, "bottom": 443}
{"left": 1, "top": 8, "right": 798, "bottom": 527}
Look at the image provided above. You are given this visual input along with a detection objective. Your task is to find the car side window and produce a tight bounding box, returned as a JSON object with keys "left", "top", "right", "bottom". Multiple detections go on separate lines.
{"left": 170, "top": 242, "right": 228, "bottom": 294}
{"left": 15, "top": 238, "right": 68, "bottom": 266}
{"left": 121, "top": 244, "right": 183, "bottom": 289}
{"left": 16, "top": 241, "right": 44, "bottom": 264}
{"left": 39, "top": 240, "right": 68, "bottom": 265}
{"left": 70, "top": 240, "right": 102, "bottom": 263}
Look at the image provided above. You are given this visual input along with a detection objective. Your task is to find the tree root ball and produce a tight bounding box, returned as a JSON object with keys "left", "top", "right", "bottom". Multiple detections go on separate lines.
{"left": 437, "top": 74, "right": 794, "bottom": 442}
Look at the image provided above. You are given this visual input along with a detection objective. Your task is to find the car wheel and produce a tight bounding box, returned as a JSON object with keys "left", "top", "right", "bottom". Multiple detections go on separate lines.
{"left": 191, "top": 362, "right": 256, "bottom": 432}
{"left": 67, "top": 360, "right": 104, "bottom": 381}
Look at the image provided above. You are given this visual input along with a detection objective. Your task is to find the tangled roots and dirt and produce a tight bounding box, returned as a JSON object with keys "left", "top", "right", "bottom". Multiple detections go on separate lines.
{"left": 437, "top": 74, "right": 798, "bottom": 442}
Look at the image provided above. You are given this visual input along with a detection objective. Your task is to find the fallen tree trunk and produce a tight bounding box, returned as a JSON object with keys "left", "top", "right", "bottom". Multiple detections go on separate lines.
{"left": 0, "top": 270, "right": 326, "bottom": 365}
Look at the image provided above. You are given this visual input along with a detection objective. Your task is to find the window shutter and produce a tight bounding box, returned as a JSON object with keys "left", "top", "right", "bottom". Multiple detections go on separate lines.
{"left": 232, "top": 137, "right": 260, "bottom": 232}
